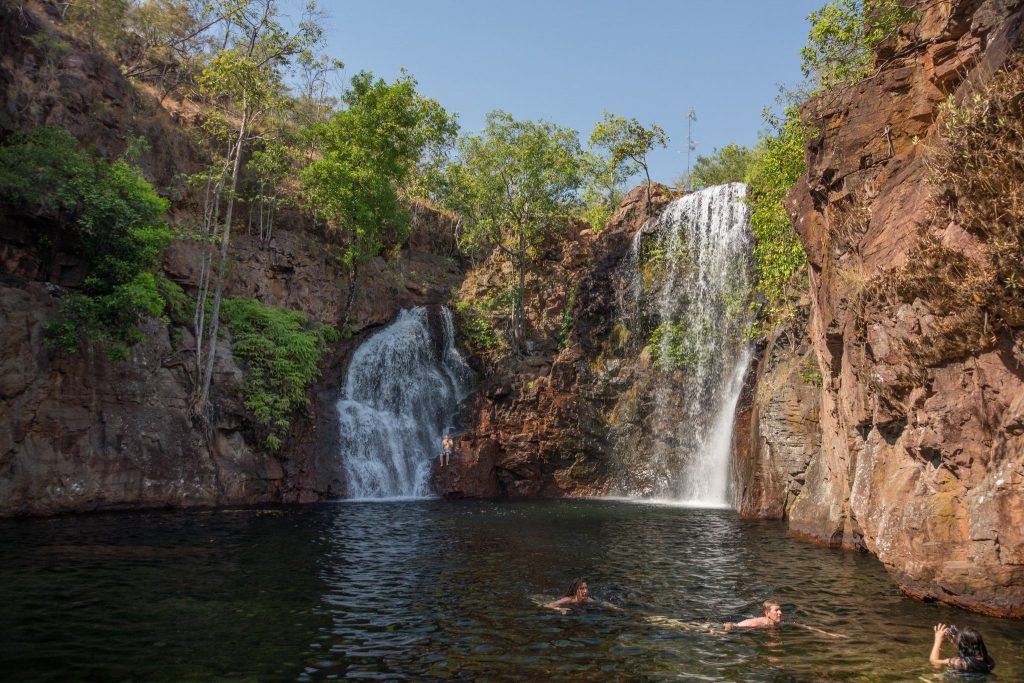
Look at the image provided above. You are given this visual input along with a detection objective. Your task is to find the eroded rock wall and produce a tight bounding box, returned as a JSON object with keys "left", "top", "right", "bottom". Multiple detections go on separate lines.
{"left": 779, "top": 0, "right": 1024, "bottom": 615}
{"left": 438, "top": 185, "right": 678, "bottom": 498}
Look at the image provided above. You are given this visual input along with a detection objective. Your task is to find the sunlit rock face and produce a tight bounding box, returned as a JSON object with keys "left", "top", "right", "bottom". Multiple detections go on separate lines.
{"left": 772, "top": 0, "right": 1024, "bottom": 616}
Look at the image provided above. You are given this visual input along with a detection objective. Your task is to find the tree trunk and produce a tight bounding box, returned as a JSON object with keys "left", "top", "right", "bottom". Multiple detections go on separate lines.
{"left": 513, "top": 230, "right": 527, "bottom": 353}
{"left": 643, "top": 163, "right": 653, "bottom": 216}
{"left": 340, "top": 263, "right": 358, "bottom": 333}
{"left": 191, "top": 112, "right": 248, "bottom": 417}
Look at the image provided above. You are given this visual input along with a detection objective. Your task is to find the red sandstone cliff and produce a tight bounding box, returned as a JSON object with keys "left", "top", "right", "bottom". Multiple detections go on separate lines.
{"left": 773, "top": 0, "right": 1024, "bottom": 616}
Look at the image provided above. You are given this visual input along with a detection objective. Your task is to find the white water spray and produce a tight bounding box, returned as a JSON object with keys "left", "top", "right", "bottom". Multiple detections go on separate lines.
{"left": 621, "top": 183, "right": 754, "bottom": 505}
{"left": 338, "top": 307, "right": 472, "bottom": 498}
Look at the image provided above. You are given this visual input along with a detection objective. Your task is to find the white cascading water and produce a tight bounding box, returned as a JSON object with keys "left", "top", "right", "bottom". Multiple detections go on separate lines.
{"left": 623, "top": 182, "right": 754, "bottom": 505}
{"left": 338, "top": 306, "right": 472, "bottom": 498}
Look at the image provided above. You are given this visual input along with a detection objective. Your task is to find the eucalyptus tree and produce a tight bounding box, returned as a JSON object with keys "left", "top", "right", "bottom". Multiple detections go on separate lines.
{"left": 442, "top": 111, "right": 586, "bottom": 352}
{"left": 190, "top": 0, "right": 322, "bottom": 418}
{"left": 301, "top": 71, "right": 458, "bottom": 329}
{"left": 589, "top": 112, "right": 668, "bottom": 215}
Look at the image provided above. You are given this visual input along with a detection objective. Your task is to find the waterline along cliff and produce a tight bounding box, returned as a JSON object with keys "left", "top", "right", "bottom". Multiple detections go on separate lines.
{"left": 0, "top": 0, "right": 1022, "bottom": 621}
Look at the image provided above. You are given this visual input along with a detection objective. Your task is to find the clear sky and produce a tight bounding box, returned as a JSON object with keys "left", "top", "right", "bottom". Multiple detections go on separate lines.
{"left": 287, "top": 0, "right": 823, "bottom": 186}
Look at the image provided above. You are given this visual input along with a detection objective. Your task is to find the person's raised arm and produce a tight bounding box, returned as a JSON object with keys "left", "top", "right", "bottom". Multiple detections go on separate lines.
{"left": 929, "top": 623, "right": 951, "bottom": 667}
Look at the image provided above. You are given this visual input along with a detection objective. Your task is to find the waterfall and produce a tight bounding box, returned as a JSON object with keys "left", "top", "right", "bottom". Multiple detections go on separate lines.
{"left": 618, "top": 182, "right": 754, "bottom": 505}
{"left": 338, "top": 306, "right": 473, "bottom": 498}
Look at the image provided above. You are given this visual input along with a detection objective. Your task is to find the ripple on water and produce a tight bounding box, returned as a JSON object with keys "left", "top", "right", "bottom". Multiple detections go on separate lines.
{"left": 0, "top": 500, "right": 1022, "bottom": 681}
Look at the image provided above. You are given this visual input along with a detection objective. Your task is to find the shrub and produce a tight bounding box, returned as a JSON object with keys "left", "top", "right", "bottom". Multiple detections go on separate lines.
{"left": 219, "top": 298, "right": 340, "bottom": 451}
{"left": 744, "top": 106, "right": 809, "bottom": 336}
{"left": 678, "top": 143, "right": 756, "bottom": 189}
{"left": 0, "top": 127, "right": 172, "bottom": 358}
{"left": 874, "top": 65, "right": 1024, "bottom": 371}
{"left": 454, "top": 299, "right": 504, "bottom": 356}
{"left": 649, "top": 319, "right": 708, "bottom": 371}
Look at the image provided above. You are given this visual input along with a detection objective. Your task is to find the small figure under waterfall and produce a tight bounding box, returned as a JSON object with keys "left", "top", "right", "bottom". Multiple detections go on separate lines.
{"left": 723, "top": 600, "right": 783, "bottom": 631}
{"left": 545, "top": 578, "right": 621, "bottom": 614}
{"left": 439, "top": 434, "right": 454, "bottom": 468}
{"left": 930, "top": 623, "right": 995, "bottom": 675}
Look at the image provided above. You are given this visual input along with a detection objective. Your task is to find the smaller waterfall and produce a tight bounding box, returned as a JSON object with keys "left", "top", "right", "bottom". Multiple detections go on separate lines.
{"left": 338, "top": 307, "right": 472, "bottom": 498}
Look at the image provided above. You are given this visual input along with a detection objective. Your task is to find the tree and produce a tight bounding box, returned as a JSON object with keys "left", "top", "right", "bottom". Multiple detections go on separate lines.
{"left": 190, "top": 0, "right": 321, "bottom": 419}
{"left": 801, "top": 0, "right": 918, "bottom": 91}
{"left": 678, "top": 143, "right": 756, "bottom": 190}
{"left": 301, "top": 71, "right": 458, "bottom": 328}
{"left": 442, "top": 110, "right": 585, "bottom": 352}
{"left": 589, "top": 112, "right": 668, "bottom": 216}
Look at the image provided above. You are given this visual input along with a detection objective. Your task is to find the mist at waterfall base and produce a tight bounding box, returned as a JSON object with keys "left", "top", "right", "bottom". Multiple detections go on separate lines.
{"left": 4, "top": 501, "right": 1024, "bottom": 681}
{"left": 614, "top": 183, "right": 754, "bottom": 506}
{"left": 337, "top": 307, "right": 472, "bottom": 499}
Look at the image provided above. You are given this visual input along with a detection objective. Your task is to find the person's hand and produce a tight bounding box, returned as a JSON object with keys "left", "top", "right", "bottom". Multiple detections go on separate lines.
{"left": 723, "top": 622, "right": 735, "bottom": 633}
{"left": 933, "top": 623, "right": 948, "bottom": 641}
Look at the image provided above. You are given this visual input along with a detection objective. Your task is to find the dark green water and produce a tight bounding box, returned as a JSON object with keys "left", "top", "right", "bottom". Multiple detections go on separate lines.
{"left": 1, "top": 499, "right": 1021, "bottom": 682}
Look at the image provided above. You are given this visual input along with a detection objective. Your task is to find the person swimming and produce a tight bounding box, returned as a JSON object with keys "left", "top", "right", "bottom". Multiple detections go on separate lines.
{"left": 544, "top": 577, "right": 620, "bottom": 614}
{"left": 930, "top": 623, "right": 995, "bottom": 675}
{"left": 723, "top": 600, "right": 783, "bottom": 631}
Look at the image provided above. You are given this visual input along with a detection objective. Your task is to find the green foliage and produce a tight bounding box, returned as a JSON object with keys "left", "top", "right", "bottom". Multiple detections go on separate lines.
{"left": 302, "top": 71, "right": 458, "bottom": 268}
{"left": 454, "top": 300, "right": 504, "bottom": 356}
{"left": 679, "top": 143, "right": 756, "bottom": 189}
{"left": 155, "top": 273, "right": 194, "bottom": 327}
{"left": 744, "top": 106, "right": 809, "bottom": 333}
{"left": 444, "top": 110, "right": 585, "bottom": 255}
{"left": 575, "top": 150, "right": 627, "bottom": 232}
{"left": 557, "top": 286, "right": 578, "bottom": 350}
{"left": 649, "top": 319, "right": 708, "bottom": 371}
{"left": 801, "top": 0, "right": 918, "bottom": 90}
{"left": 0, "top": 127, "right": 172, "bottom": 356}
{"left": 220, "top": 297, "right": 339, "bottom": 450}
{"left": 589, "top": 113, "right": 668, "bottom": 185}
{"left": 798, "top": 356, "right": 823, "bottom": 385}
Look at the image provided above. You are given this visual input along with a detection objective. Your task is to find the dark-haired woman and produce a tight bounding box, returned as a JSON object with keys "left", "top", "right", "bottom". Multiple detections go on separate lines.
{"left": 929, "top": 623, "right": 995, "bottom": 674}
{"left": 544, "top": 577, "right": 620, "bottom": 614}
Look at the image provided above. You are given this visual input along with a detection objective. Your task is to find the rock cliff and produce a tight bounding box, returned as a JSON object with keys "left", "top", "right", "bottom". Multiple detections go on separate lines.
{"left": 0, "top": 3, "right": 462, "bottom": 514}
{"left": 773, "top": 0, "right": 1024, "bottom": 616}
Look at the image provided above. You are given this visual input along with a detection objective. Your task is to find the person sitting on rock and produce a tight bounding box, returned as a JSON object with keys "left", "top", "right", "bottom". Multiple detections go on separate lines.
{"left": 930, "top": 623, "right": 995, "bottom": 675}
{"left": 544, "top": 577, "right": 621, "bottom": 614}
{"left": 723, "top": 600, "right": 783, "bottom": 631}
{"left": 439, "top": 434, "right": 454, "bottom": 468}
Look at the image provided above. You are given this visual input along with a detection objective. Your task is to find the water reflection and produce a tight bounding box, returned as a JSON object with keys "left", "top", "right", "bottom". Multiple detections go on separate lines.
{"left": 0, "top": 500, "right": 1021, "bottom": 681}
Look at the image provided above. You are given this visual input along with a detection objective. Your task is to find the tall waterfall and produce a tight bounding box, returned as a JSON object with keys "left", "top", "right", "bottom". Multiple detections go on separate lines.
{"left": 338, "top": 307, "right": 473, "bottom": 498}
{"left": 618, "top": 182, "right": 754, "bottom": 505}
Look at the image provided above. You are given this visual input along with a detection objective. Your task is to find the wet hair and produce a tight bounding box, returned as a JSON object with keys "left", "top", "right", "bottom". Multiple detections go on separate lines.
{"left": 564, "top": 577, "right": 587, "bottom": 598}
{"left": 762, "top": 600, "right": 781, "bottom": 615}
{"left": 955, "top": 627, "right": 995, "bottom": 673}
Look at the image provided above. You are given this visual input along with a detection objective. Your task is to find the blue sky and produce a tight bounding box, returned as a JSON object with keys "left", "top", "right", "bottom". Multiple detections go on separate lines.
{"left": 288, "top": 1, "right": 823, "bottom": 185}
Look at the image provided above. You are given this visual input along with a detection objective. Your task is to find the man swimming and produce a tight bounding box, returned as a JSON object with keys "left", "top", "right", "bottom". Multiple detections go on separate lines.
{"left": 723, "top": 600, "right": 783, "bottom": 631}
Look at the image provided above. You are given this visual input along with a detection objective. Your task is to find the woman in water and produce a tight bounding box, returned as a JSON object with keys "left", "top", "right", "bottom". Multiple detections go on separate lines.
{"left": 723, "top": 600, "right": 783, "bottom": 631}
{"left": 545, "top": 577, "right": 620, "bottom": 614}
{"left": 929, "top": 623, "right": 995, "bottom": 674}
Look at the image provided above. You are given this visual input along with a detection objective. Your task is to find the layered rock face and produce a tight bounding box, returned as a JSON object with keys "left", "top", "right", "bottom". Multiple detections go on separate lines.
{"left": 778, "top": 0, "right": 1024, "bottom": 615}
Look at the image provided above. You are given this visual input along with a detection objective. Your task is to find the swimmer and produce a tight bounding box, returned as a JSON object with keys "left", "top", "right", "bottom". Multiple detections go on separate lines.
{"left": 544, "top": 577, "right": 621, "bottom": 614}
{"left": 929, "top": 623, "right": 995, "bottom": 675}
{"left": 723, "top": 600, "right": 783, "bottom": 631}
